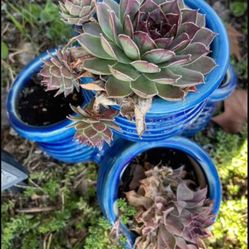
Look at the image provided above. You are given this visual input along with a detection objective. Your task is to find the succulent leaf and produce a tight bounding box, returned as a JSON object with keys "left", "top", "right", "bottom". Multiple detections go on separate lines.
{"left": 106, "top": 76, "right": 132, "bottom": 97}
{"left": 131, "top": 75, "right": 158, "bottom": 98}
{"left": 83, "top": 58, "right": 114, "bottom": 75}
{"left": 109, "top": 63, "right": 140, "bottom": 81}
{"left": 156, "top": 83, "right": 185, "bottom": 101}
{"left": 83, "top": 22, "right": 102, "bottom": 36}
{"left": 96, "top": 2, "right": 120, "bottom": 42}
{"left": 182, "top": 56, "right": 217, "bottom": 75}
{"left": 77, "top": 33, "right": 114, "bottom": 60}
{"left": 144, "top": 69, "right": 181, "bottom": 84}
{"left": 191, "top": 28, "right": 217, "bottom": 47}
{"left": 118, "top": 34, "right": 141, "bottom": 60}
{"left": 142, "top": 49, "right": 175, "bottom": 64}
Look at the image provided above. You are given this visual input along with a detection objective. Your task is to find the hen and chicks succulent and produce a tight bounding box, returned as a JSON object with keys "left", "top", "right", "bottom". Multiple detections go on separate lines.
{"left": 124, "top": 166, "right": 215, "bottom": 249}
{"left": 39, "top": 0, "right": 217, "bottom": 148}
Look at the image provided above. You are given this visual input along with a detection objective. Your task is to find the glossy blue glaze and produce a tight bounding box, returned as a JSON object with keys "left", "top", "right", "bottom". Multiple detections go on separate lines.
{"left": 6, "top": 49, "right": 98, "bottom": 163}
{"left": 182, "top": 65, "right": 237, "bottom": 137}
{"left": 97, "top": 136, "right": 222, "bottom": 248}
{"left": 81, "top": 0, "right": 229, "bottom": 142}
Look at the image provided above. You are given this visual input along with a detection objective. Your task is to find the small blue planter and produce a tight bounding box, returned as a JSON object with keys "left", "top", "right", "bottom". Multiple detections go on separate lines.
{"left": 97, "top": 136, "right": 222, "bottom": 248}
{"left": 182, "top": 65, "right": 237, "bottom": 137}
{"left": 6, "top": 49, "right": 98, "bottom": 164}
{"left": 82, "top": 0, "right": 230, "bottom": 142}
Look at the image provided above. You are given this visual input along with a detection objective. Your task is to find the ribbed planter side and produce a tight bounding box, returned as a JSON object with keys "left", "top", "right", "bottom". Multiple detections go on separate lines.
{"left": 182, "top": 65, "right": 237, "bottom": 137}
{"left": 97, "top": 137, "right": 222, "bottom": 248}
{"left": 81, "top": 0, "right": 229, "bottom": 142}
{"left": 6, "top": 50, "right": 98, "bottom": 164}
{"left": 83, "top": 89, "right": 207, "bottom": 142}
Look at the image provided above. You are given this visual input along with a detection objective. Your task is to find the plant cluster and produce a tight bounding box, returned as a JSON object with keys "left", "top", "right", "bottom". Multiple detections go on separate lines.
{"left": 121, "top": 166, "right": 215, "bottom": 249}
{"left": 38, "top": 0, "right": 217, "bottom": 147}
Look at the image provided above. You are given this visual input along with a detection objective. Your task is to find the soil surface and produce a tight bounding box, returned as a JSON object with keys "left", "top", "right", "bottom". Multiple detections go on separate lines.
{"left": 17, "top": 76, "right": 83, "bottom": 126}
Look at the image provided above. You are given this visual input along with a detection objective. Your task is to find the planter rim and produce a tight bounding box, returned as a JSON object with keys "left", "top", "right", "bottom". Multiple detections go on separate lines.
{"left": 209, "top": 64, "right": 237, "bottom": 103}
{"left": 100, "top": 137, "right": 222, "bottom": 244}
{"left": 7, "top": 49, "right": 79, "bottom": 141}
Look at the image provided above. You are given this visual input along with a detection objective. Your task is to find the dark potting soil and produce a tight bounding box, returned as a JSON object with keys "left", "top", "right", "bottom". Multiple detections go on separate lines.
{"left": 16, "top": 75, "right": 83, "bottom": 126}
{"left": 118, "top": 148, "right": 207, "bottom": 198}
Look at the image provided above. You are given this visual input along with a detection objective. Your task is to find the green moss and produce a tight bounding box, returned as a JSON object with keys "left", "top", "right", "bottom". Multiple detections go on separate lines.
{"left": 207, "top": 198, "right": 247, "bottom": 249}
{"left": 84, "top": 218, "right": 123, "bottom": 249}
{"left": 195, "top": 126, "right": 247, "bottom": 249}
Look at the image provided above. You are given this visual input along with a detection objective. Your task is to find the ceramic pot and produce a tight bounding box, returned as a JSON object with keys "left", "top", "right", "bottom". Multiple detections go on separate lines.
{"left": 182, "top": 64, "right": 237, "bottom": 137}
{"left": 97, "top": 136, "right": 222, "bottom": 247}
{"left": 82, "top": 0, "right": 230, "bottom": 142}
{"left": 6, "top": 49, "right": 98, "bottom": 164}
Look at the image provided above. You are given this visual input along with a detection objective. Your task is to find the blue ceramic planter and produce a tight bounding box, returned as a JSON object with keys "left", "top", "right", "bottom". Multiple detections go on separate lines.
{"left": 182, "top": 65, "right": 237, "bottom": 137}
{"left": 6, "top": 49, "right": 98, "bottom": 164}
{"left": 97, "top": 136, "right": 222, "bottom": 248}
{"left": 82, "top": 0, "right": 229, "bottom": 142}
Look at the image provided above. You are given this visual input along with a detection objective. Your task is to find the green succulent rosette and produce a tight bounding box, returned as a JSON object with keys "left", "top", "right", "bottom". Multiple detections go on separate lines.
{"left": 77, "top": 0, "right": 217, "bottom": 101}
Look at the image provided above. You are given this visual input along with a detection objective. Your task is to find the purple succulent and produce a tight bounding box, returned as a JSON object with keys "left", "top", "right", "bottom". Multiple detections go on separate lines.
{"left": 125, "top": 166, "right": 215, "bottom": 249}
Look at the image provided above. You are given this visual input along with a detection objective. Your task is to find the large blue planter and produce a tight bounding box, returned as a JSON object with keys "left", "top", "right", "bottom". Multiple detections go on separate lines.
{"left": 6, "top": 49, "right": 98, "bottom": 164}
{"left": 83, "top": 0, "right": 230, "bottom": 142}
{"left": 182, "top": 65, "right": 238, "bottom": 137}
{"left": 97, "top": 136, "right": 222, "bottom": 248}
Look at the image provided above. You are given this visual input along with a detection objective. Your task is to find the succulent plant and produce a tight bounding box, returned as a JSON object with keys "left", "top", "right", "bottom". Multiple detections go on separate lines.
{"left": 39, "top": 49, "right": 81, "bottom": 97}
{"left": 125, "top": 166, "right": 215, "bottom": 249}
{"left": 77, "top": 0, "right": 217, "bottom": 101}
{"left": 37, "top": 0, "right": 219, "bottom": 146}
{"left": 59, "top": 0, "right": 95, "bottom": 25}
{"left": 68, "top": 102, "right": 120, "bottom": 148}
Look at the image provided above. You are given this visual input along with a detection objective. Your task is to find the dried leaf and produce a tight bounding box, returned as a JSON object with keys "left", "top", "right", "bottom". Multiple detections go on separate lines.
{"left": 134, "top": 97, "right": 152, "bottom": 137}
{"left": 125, "top": 191, "right": 153, "bottom": 210}
{"left": 81, "top": 82, "right": 105, "bottom": 91}
{"left": 227, "top": 24, "right": 243, "bottom": 60}
{"left": 93, "top": 93, "right": 118, "bottom": 111}
{"left": 212, "top": 89, "right": 248, "bottom": 133}
{"left": 15, "top": 42, "right": 36, "bottom": 65}
{"left": 120, "top": 97, "right": 135, "bottom": 120}
{"left": 129, "top": 164, "right": 146, "bottom": 190}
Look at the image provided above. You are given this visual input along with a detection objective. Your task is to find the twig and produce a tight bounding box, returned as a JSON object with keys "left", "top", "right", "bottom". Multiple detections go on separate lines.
{"left": 30, "top": 161, "right": 41, "bottom": 171}
{"left": 1, "top": 23, "right": 10, "bottom": 36}
{"left": 61, "top": 191, "right": 65, "bottom": 211}
{"left": 8, "top": 48, "right": 28, "bottom": 63}
{"left": 73, "top": 168, "right": 87, "bottom": 189}
{"left": 17, "top": 206, "right": 57, "bottom": 213}
{"left": 47, "top": 233, "right": 53, "bottom": 249}
{"left": 15, "top": 184, "right": 39, "bottom": 190}
{"left": 43, "top": 233, "right": 49, "bottom": 249}
{"left": 1, "top": 59, "right": 15, "bottom": 89}
{"left": 23, "top": 142, "right": 35, "bottom": 166}
{"left": 29, "top": 179, "right": 46, "bottom": 193}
